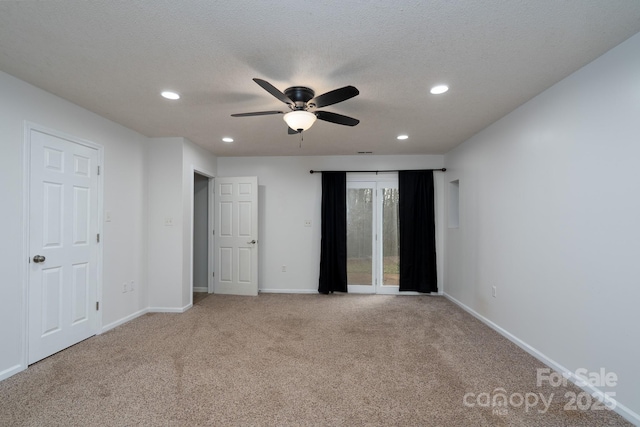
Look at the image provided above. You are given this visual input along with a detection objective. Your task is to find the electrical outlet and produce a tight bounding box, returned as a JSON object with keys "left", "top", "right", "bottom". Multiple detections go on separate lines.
{"left": 105, "top": 211, "right": 112, "bottom": 222}
{"left": 164, "top": 217, "right": 174, "bottom": 226}
{"left": 123, "top": 283, "right": 128, "bottom": 293}
{"left": 130, "top": 281, "right": 135, "bottom": 292}
{"left": 492, "top": 286, "right": 497, "bottom": 298}
{"left": 282, "top": 265, "right": 287, "bottom": 272}
{"left": 304, "top": 220, "right": 312, "bottom": 227}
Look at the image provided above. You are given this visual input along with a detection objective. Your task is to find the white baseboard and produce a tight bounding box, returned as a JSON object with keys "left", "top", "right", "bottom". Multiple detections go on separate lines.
{"left": 0, "top": 364, "right": 24, "bottom": 382}
{"left": 149, "top": 304, "right": 192, "bottom": 313}
{"left": 444, "top": 293, "right": 640, "bottom": 426}
{"left": 101, "top": 303, "right": 193, "bottom": 333}
{"left": 259, "top": 289, "right": 444, "bottom": 296}
{"left": 193, "top": 287, "right": 208, "bottom": 293}
{"left": 259, "top": 288, "right": 318, "bottom": 294}
{"left": 101, "top": 308, "right": 149, "bottom": 333}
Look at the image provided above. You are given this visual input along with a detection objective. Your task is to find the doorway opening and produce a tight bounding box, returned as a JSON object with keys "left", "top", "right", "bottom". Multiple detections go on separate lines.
{"left": 193, "top": 172, "right": 211, "bottom": 304}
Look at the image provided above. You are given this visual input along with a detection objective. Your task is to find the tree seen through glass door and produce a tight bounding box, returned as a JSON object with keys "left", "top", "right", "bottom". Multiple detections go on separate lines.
{"left": 347, "top": 188, "right": 373, "bottom": 285}
{"left": 381, "top": 188, "right": 399, "bottom": 286}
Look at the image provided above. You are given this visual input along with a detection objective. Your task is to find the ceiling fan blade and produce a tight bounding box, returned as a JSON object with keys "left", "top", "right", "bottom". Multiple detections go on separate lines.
{"left": 315, "top": 111, "right": 360, "bottom": 126}
{"left": 288, "top": 127, "right": 300, "bottom": 135}
{"left": 253, "top": 78, "right": 293, "bottom": 105}
{"left": 231, "top": 111, "right": 284, "bottom": 117}
{"left": 311, "top": 86, "right": 359, "bottom": 108}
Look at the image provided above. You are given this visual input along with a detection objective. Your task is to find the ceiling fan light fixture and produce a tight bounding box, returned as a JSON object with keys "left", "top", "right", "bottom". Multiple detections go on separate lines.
{"left": 283, "top": 110, "right": 317, "bottom": 132}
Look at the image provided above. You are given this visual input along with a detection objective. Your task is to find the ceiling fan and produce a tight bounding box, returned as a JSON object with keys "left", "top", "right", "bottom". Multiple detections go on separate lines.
{"left": 231, "top": 78, "right": 360, "bottom": 134}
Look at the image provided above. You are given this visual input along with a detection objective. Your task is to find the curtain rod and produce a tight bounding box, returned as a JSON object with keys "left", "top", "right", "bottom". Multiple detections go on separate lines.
{"left": 309, "top": 168, "right": 446, "bottom": 174}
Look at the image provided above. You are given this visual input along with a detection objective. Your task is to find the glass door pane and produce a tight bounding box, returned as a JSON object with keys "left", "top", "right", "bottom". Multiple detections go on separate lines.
{"left": 381, "top": 187, "right": 399, "bottom": 286}
{"left": 347, "top": 186, "right": 374, "bottom": 287}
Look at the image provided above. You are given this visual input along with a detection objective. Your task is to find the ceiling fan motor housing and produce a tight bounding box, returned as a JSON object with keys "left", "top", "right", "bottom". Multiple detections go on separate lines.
{"left": 284, "top": 86, "right": 315, "bottom": 109}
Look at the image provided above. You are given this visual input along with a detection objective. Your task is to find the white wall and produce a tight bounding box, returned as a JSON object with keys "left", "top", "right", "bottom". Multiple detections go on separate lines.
{"left": 217, "top": 155, "right": 445, "bottom": 293}
{"left": 444, "top": 33, "right": 640, "bottom": 420}
{"left": 0, "top": 71, "right": 148, "bottom": 379}
{"left": 147, "top": 138, "right": 184, "bottom": 310}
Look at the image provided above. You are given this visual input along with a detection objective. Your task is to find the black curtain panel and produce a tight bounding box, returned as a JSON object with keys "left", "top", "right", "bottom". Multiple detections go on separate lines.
{"left": 318, "top": 172, "right": 348, "bottom": 294}
{"left": 399, "top": 170, "right": 438, "bottom": 293}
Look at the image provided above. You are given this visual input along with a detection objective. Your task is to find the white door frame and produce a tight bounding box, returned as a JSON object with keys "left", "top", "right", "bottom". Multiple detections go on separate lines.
{"left": 346, "top": 180, "right": 377, "bottom": 294}
{"left": 21, "top": 122, "right": 104, "bottom": 368}
{"left": 188, "top": 167, "right": 215, "bottom": 306}
{"left": 208, "top": 176, "right": 214, "bottom": 294}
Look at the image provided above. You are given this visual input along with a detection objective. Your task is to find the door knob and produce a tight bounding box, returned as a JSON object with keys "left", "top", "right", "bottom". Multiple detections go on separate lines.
{"left": 247, "top": 240, "right": 256, "bottom": 244}
{"left": 33, "top": 255, "right": 46, "bottom": 263}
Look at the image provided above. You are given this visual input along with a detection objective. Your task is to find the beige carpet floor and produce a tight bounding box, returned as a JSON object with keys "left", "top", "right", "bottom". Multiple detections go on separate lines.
{"left": 0, "top": 294, "right": 631, "bottom": 426}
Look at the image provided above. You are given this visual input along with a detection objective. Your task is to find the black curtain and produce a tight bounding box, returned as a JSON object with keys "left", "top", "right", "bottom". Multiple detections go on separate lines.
{"left": 318, "top": 172, "right": 348, "bottom": 294}
{"left": 399, "top": 170, "right": 437, "bottom": 293}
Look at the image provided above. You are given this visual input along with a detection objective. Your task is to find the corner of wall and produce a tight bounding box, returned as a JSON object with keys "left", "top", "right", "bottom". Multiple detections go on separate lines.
{"left": 146, "top": 137, "right": 185, "bottom": 309}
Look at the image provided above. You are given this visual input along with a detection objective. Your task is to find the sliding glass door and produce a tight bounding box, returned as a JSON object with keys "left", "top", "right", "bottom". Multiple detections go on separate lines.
{"left": 347, "top": 177, "right": 400, "bottom": 294}
{"left": 347, "top": 183, "right": 374, "bottom": 292}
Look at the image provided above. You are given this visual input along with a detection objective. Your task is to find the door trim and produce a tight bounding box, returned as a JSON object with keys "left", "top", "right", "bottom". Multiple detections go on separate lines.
{"left": 188, "top": 166, "right": 215, "bottom": 307}
{"left": 346, "top": 181, "right": 376, "bottom": 293}
{"left": 21, "top": 122, "right": 104, "bottom": 369}
{"left": 208, "top": 176, "right": 214, "bottom": 294}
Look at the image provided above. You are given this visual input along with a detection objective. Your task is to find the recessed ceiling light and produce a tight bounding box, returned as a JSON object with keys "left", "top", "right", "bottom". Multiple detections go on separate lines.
{"left": 430, "top": 85, "right": 449, "bottom": 95}
{"left": 222, "top": 137, "right": 234, "bottom": 143}
{"left": 161, "top": 91, "right": 180, "bottom": 100}
{"left": 397, "top": 135, "right": 409, "bottom": 140}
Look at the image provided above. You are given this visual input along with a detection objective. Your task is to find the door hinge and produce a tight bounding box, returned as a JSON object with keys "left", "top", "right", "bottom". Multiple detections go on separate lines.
{"left": 212, "top": 230, "right": 215, "bottom": 235}
{"left": 212, "top": 272, "right": 215, "bottom": 277}
{"left": 96, "top": 301, "right": 99, "bottom": 311}
{"left": 97, "top": 233, "right": 100, "bottom": 243}
{"left": 97, "top": 166, "right": 101, "bottom": 175}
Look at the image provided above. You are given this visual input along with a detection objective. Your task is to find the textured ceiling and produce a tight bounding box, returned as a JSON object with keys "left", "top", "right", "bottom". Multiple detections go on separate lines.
{"left": 1, "top": 1, "right": 639, "bottom": 156}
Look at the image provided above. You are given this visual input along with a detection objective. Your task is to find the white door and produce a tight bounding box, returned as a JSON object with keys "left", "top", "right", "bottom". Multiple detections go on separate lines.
{"left": 28, "top": 129, "right": 100, "bottom": 364}
{"left": 214, "top": 176, "right": 259, "bottom": 296}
